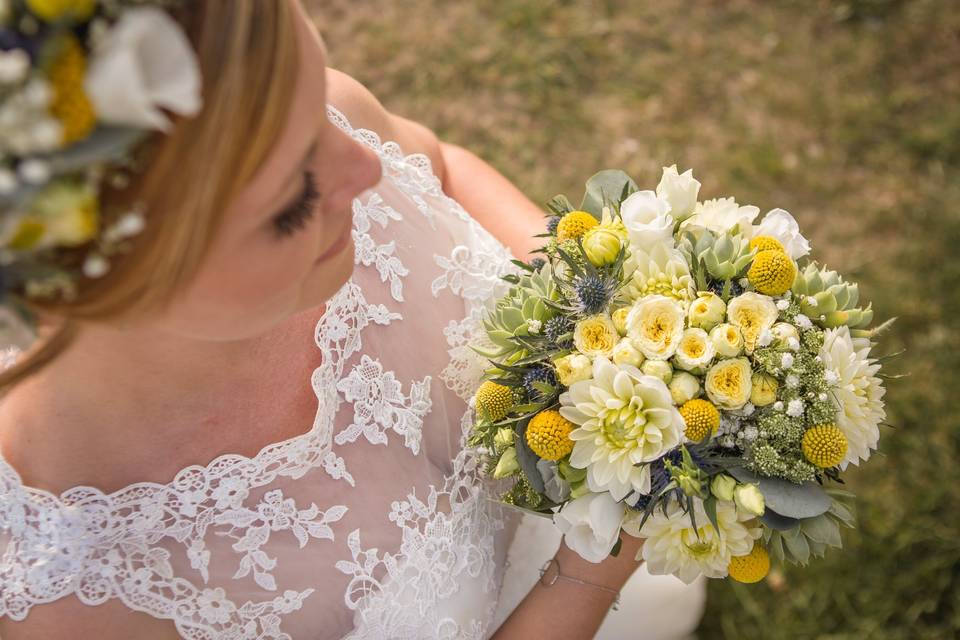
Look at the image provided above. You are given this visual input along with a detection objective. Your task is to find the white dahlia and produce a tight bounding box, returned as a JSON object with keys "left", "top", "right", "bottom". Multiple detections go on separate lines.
{"left": 622, "top": 243, "right": 696, "bottom": 304}
{"left": 684, "top": 197, "right": 759, "bottom": 236}
{"left": 623, "top": 497, "right": 761, "bottom": 584}
{"left": 559, "top": 357, "right": 684, "bottom": 501}
{"left": 820, "top": 326, "right": 886, "bottom": 468}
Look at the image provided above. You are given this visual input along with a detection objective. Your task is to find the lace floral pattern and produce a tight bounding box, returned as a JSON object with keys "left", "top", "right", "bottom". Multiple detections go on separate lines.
{"left": 0, "top": 105, "right": 516, "bottom": 639}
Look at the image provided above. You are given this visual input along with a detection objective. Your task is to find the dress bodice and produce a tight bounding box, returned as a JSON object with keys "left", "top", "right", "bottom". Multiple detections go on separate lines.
{"left": 0, "top": 105, "right": 520, "bottom": 639}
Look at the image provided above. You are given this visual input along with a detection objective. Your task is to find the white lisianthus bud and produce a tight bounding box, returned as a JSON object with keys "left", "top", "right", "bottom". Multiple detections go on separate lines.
{"left": 554, "top": 492, "right": 626, "bottom": 563}
{"left": 553, "top": 353, "right": 593, "bottom": 387}
{"left": 493, "top": 446, "right": 519, "bottom": 479}
{"left": 710, "top": 323, "right": 744, "bottom": 357}
{"left": 656, "top": 164, "right": 701, "bottom": 221}
{"left": 688, "top": 292, "right": 727, "bottom": 332}
{"left": 772, "top": 322, "right": 799, "bottom": 347}
{"left": 734, "top": 483, "right": 765, "bottom": 516}
{"left": 493, "top": 427, "right": 515, "bottom": 450}
{"left": 669, "top": 371, "right": 701, "bottom": 404}
{"left": 642, "top": 359, "right": 673, "bottom": 384}
{"left": 710, "top": 474, "right": 737, "bottom": 501}
{"left": 612, "top": 337, "right": 644, "bottom": 367}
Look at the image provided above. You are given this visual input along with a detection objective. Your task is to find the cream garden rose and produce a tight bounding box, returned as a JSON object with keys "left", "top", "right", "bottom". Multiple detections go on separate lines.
{"left": 573, "top": 314, "right": 618, "bottom": 358}
{"left": 612, "top": 337, "right": 644, "bottom": 367}
{"left": 727, "top": 292, "right": 779, "bottom": 354}
{"left": 709, "top": 323, "right": 744, "bottom": 357}
{"left": 674, "top": 328, "right": 715, "bottom": 372}
{"left": 554, "top": 353, "right": 593, "bottom": 386}
{"left": 669, "top": 371, "right": 701, "bottom": 404}
{"left": 626, "top": 295, "right": 686, "bottom": 361}
{"left": 705, "top": 357, "right": 753, "bottom": 410}
{"left": 688, "top": 292, "right": 726, "bottom": 331}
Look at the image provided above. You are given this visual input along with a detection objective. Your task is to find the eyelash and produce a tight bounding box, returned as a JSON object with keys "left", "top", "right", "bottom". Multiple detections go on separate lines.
{"left": 272, "top": 170, "right": 320, "bottom": 238}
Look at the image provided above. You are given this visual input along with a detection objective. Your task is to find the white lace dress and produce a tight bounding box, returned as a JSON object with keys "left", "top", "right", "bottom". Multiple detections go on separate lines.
{"left": 0, "top": 106, "right": 522, "bottom": 640}
{"left": 0, "top": 106, "right": 706, "bottom": 640}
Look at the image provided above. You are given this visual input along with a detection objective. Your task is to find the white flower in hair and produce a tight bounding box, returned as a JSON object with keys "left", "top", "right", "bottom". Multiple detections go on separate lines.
{"left": 85, "top": 7, "right": 202, "bottom": 131}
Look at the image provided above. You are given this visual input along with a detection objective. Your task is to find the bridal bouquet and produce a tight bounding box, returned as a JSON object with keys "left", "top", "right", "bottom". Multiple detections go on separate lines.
{"left": 469, "top": 166, "right": 892, "bottom": 584}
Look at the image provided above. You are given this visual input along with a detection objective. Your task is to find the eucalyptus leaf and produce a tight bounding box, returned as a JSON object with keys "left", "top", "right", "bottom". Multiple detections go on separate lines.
{"left": 488, "top": 497, "right": 554, "bottom": 519}
{"left": 579, "top": 170, "right": 638, "bottom": 218}
{"left": 515, "top": 420, "right": 545, "bottom": 494}
{"left": 546, "top": 194, "right": 575, "bottom": 216}
{"left": 730, "top": 468, "right": 832, "bottom": 518}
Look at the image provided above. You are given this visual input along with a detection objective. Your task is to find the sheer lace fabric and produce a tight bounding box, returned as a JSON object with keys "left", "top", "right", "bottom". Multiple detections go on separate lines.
{"left": 0, "top": 105, "right": 520, "bottom": 640}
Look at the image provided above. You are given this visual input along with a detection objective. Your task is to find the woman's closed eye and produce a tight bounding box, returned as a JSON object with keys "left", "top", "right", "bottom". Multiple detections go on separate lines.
{"left": 272, "top": 170, "right": 320, "bottom": 238}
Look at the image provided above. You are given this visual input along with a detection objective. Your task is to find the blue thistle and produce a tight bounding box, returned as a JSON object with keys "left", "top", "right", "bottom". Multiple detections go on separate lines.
{"left": 544, "top": 316, "right": 573, "bottom": 346}
{"left": 546, "top": 216, "right": 561, "bottom": 236}
{"left": 708, "top": 278, "right": 743, "bottom": 299}
{"left": 523, "top": 364, "right": 557, "bottom": 401}
{"left": 632, "top": 448, "right": 688, "bottom": 510}
{"left": 529, "top": 257, "right": 546, "bottom": 271}
{"left": 574, "top": 275, "right": 613, "bottom": 315}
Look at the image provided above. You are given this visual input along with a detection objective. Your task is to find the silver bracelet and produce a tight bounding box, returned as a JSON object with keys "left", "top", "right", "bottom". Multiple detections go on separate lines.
{"left": 538, "top": 557, "right": 621, "bottom": 611}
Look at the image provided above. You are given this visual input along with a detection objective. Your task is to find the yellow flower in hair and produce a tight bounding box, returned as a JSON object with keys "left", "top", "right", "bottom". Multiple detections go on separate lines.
{"left": 31, "top": 180, "right": 99, "bottom": 246}
{"left": 48, "top": 36, "right": 96, "bottom": 145}
{"left": 27, "top": 0, "right": 95, "bottom": 22}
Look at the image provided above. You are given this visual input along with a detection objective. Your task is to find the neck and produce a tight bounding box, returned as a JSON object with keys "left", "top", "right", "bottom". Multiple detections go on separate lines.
{"left": 0, "top": 308, "right": 322, "bottom": 491}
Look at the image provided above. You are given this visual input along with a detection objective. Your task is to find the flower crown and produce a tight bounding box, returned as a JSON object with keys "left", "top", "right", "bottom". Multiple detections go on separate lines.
{"left": 0, "top": 0, "right": 202, "bottom": 339}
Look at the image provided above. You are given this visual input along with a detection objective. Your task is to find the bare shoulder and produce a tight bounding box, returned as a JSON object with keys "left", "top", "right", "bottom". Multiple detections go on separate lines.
{"left": 324, "top": 68, "right": 446, "bottom": 182}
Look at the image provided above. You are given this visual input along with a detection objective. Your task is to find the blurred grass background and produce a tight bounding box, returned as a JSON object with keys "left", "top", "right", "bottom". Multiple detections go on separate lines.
{"left": 312, "top": 0, "right": 958, "bottom": 637}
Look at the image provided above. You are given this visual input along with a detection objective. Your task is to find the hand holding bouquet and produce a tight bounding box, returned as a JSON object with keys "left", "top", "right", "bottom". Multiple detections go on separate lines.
{"left": 470, "top": 166, "right": 891, "bottom": 584}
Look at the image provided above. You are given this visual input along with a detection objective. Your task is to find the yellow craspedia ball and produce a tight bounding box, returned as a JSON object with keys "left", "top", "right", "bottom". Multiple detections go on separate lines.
{"left": 748, "top": 235, "right": 786, "bottom": 254}
{"left": 48, "top": 36, "right": 96, "bottom": 145}
{"left": 679, "top": 399, "right": 721, "bottom": 441}
{"left": 728, "top": 543, "right": 771, "bottom": 584}
{"left": 526, "top": 410, "right": 576, "bottom": 461}
{"left": 747, "top": 249, "right": 797, "bottom": 296}
{"left": 475, "top": 381, "right": 514, "bottom": 422}
{"left": 802, "top": 424, "right": 848, "bottom": 468}
{"left": 556, "top": 211, "right": 599, "bottom": 242}
{"left": 27, "top": 0, "right": 95, "bottom": 22}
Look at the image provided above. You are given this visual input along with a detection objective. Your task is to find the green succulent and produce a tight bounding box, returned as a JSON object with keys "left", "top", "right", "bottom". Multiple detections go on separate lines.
{"left": 763, "top": 490, "right": 856, "bottom": 566}
{"left": 681, "top": 228, "right": 755, "bottom": 283}
{"left": 476, "top": 264, "right": 559, "bottom": 360}
{"left": 792, "top": 263, "right": 873, "bottom": 329}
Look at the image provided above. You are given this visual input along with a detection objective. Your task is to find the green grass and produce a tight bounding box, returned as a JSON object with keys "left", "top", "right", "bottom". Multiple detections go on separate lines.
{"left": 314, "top": 0, "right": 959, "bottom": 637}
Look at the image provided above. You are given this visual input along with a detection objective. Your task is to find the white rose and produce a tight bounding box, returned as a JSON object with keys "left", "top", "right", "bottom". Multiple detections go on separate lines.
{"left": 626, "top": 295, "right": 686, "bottom": 361}
{"left": 554, "top": 353, "right": 593, "bottom": 387}
{"left": 669, "top": 371, "right": 701, "bottom": 404}
{"left": 710, "top": 323, "right": 744, "bottom": 357}
{"left": 85, "top": 7, "right": 202, "bottom": 131}
{"left": 656, "top": 165, "right": 701, "bottom": 221}
{"left": 620, "top": 190, "right": 675, "bottom": 252}
{"left": 674, "top": 328, "right": 715, "bottom": 371}
{"left": 554, "top": 492, "right": 626, "bottom": 563}
{"left": 753, "top": 208, "right": 810, "bottom": 259}
{"left": 685, "top": 197, "right": 760, "bottom": 235}
{"left": 612, "top": 337, "right": 644, "bottom": 367}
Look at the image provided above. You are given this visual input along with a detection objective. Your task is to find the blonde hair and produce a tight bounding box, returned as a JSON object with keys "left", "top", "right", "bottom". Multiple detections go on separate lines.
{"left": 1, "top": 0, "right": 300, "bottom": 387}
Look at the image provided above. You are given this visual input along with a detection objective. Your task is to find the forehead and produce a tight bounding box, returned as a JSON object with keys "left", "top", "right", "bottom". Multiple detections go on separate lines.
{"left": 229, "top": 6, "right": 328, "bottom": 218}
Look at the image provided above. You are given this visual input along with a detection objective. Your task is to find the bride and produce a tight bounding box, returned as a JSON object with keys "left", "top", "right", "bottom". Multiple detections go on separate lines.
{"left": 0, "top": 1, "right": 703, "bottom": 638}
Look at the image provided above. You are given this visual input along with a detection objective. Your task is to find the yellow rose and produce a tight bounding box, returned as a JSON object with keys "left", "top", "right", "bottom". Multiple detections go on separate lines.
{"left": 750, "top": 372, "right": 779, "bottom": 407}
{"left": 626, "top": 295, "right": 686, "bottom": 361}
{"left": 554, "top": 353, "right": 593, "bottom": 387}
{"left": 705, "top": 357, "right": 753, "bottom": 410}
{"left": 612, "top": 307, "right": 630, "bottom": 335}
{"left": 688, "top": 292, "right": 727, "bottom": 332}
{"left": 573, "top": 314, "right": 618, "bottom": 358}
{"left": 709, "top": 323, "right": 744, "bottom": 358}
{"left": 674, "top": 328, "right": 715, "bottom": 372}
{"left": 727, "top": 292, "right": 779, "bottom": 354}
